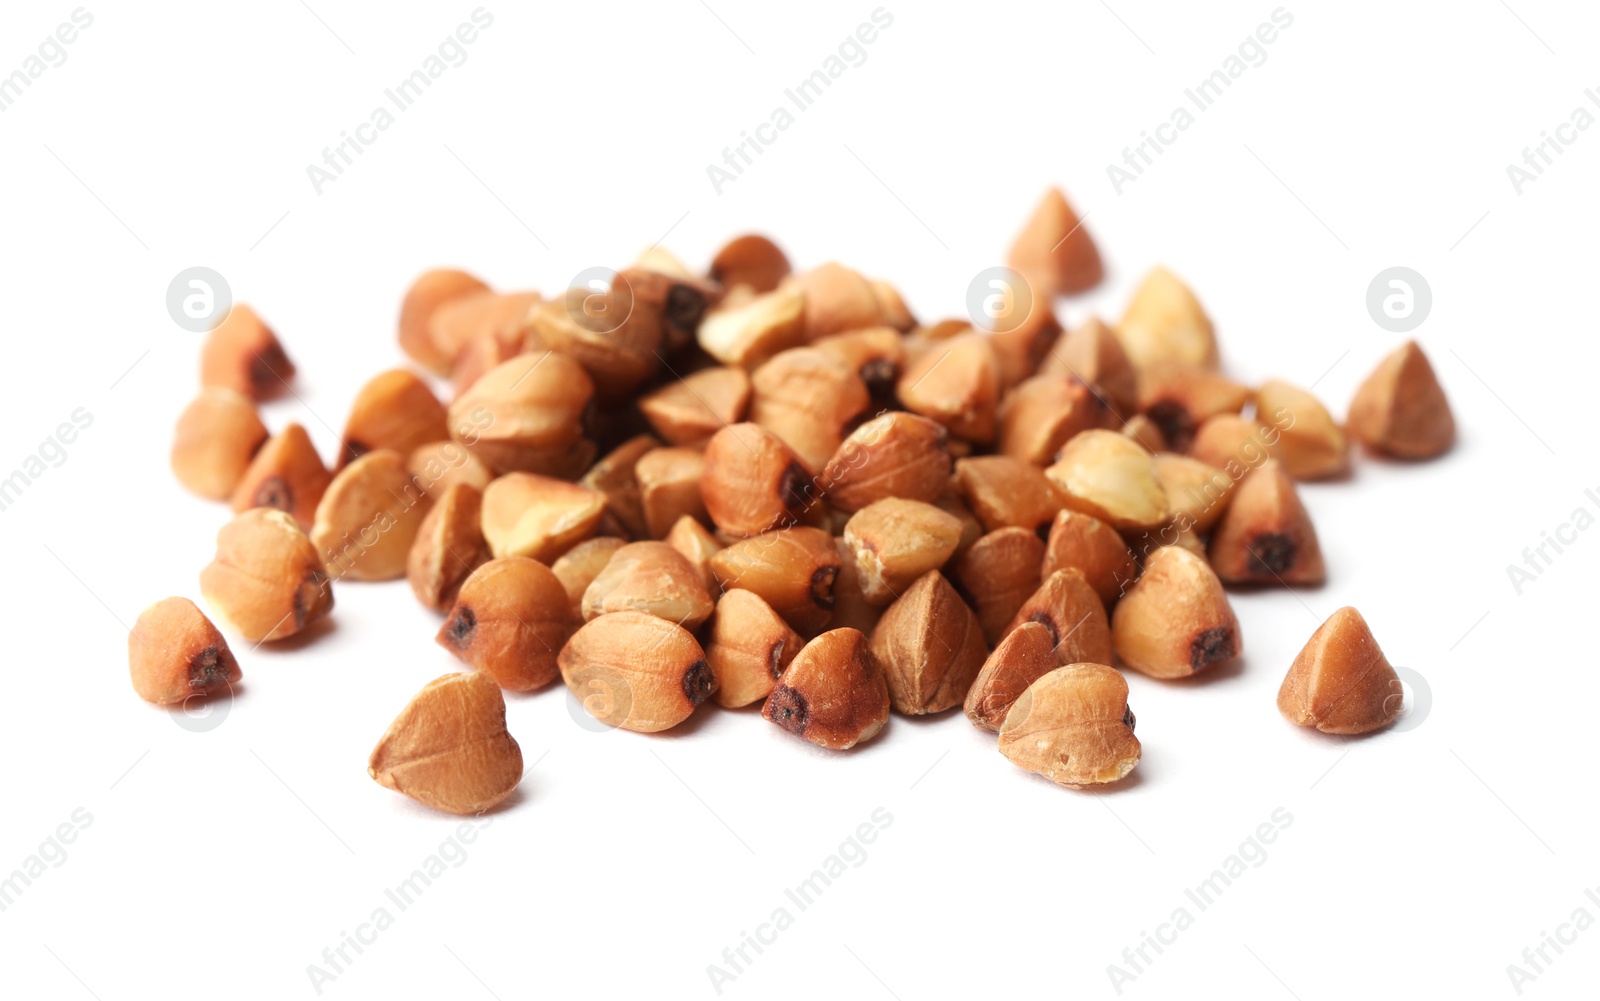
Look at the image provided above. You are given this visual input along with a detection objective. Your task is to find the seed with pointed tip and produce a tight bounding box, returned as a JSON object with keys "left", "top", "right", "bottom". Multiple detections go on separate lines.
{"left": 634, "top": 246, "right": 698, "bottom": 281}
{"left": 1256, "top": 379, "right": 1349, "bottom": 479}
{"left": 551, "top": 537, "right": 627, "bottom": 620}
{"left": 1043, "top": 317, "right": 1137, "bottom": 416}
{"left": 750, "top": 348, "right": 870, "bottom": 473}
{"left": 447, "top": 350, "right": 594, "bottom": 474}
{"left": 558, "top": 611, "right": 714, "bottom": 733}
{"left": 1006, "top": 187, "right": 1103, "bottom": 295}
{"left": 1189, "top": 413, "right": 1278, "bottom": 473}
{"left": 697, "top": 284, "right": 807, "bottom": 367}
{"left": 525, "top": 295, "right": 661, "bottom": 402}
{"left": 897, "top": 333, "right": 1001, "bottom": 444}
{"left": 338, "top": 369, "right": 449, "bottom": 468}
{"left": 128, "top": 597, "right": 241, "bottom": 705}
{"left": 988, "top": 299, "right": 1062, "bottom": 389}
{"left": 1004, "top": 569, "right": 1113, "bottom": 666}
{"left": 870, "top": 279, "right": 916, "bottom": 332}
{"left": 1117, "top": 266, "right": 1217, "bottom": 370}
{"left": 171, "top": 388, "right": 268, "bottom": 500}
{"left": 200, "top": 508, "right": 333, "bottom": 644}
{"left": 869, "top": 571, "right": 986, "bottom": 715}
{"left": 1046, "top": 429, "right": 1170, "bottom": 532}
{"left": 709, "top": 526, "right": 841, "bottom": 637}
{"left": 1347, "top": 340, "right": 1454, "bottom": 459}
{"left": 710, "top": 233, "right": 791, "bottom": 293}
{"left": 399, "top": 269, "right": 491, "bottom": 373}
{"left": 797, "top": 262, "right": 888, "bottom": 339}
{"left": 997, "top": 373, "right": 1113, "bottom": 466}
{"left": 902, "top": 318, "right": 972, "bottom": 365}
{"left": 1208, "top": 461, "right": 1325, "bottom": 585}
{"left": 955, "top": 455, "right": 1065, "bottom": 535}
{"left": 438, "top": 556, "right": 572, "bottom": 691}
{"left": 964, "top": 621, "right": 1059, "bottom": 731}
{"left": 231, "top": 421, "right": 330, "bottom": 527}
{"left": 842, "top": 498, "right": 963, "bottom": 606}
{"left": 1151, "top": 453, "right": 1235, "bottom": 534}
{"left": 480, "top": 473, "right": 606, "bottom": 563}
{"left": 453, "top": 325, "right": 538, "bottom": 398}
{"left": 428, "top": 290, "right": 540, "bottom": 378}
{"left": 578, "top": 434, "right": 657, "bottom": 542}
{"left": 581, "top": 541, "right": 715, "bottom": 629}
{"left": 636, "top": 447, "right": 709, "bottom": 540}
{"left": 1278, "top": 606, "right": 1402, "bottom": 734}
{"left": 664, "top": 514, "right": 723, "bottom": 593}
{"left": 638, "top": 366, "right": 751, "bottom": 448}
{"left": 407, "top": 483, "right": 488, "bottom": 612}
{"left": 200, "top": 304, "right": 296, "bottom": 399}
{"left": 763, "top": 628, "right": 889, "bottom": 749}
{"left": 1136, "top": 363, "right": 1252, "bottom": 451}
{"left": 311, "top": 450, "right": 434, "bottom": 581}
{"left": 407, "top": 440, "right": 493, "bottom": 497}
{"left": 368, "top": 671, "right": 523, "bottom": 815}
{"left": 1041, "top": 509, "right": 1140, "bottom": 610}
{"left": 997, "top": 662, "right": 1140, "bottom": 788}
{"left": 705, "top": 589, "right": 804, "bottom": 708}
{"left": 821, "top": 412, "right": 951, "bottom": 515}
{"left": 617, "top": 265, "right": 716, "bottom": 353}
{"left": 812, "top": 327, "right": 906, "bottom": 397}
{"left": 701, "top": 423, "right": 815, "bottom": 537}
{"left": 1111, "top": 546, "right": 1240, "bottom": 679}
{"left": 953, "top": 527, "right": 1046, "bottom": 646}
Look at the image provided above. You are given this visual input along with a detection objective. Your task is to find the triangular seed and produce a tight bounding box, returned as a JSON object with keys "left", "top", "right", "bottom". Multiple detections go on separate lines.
{"left": 1277, "top": 606, "right": 1402, "bottom": 734}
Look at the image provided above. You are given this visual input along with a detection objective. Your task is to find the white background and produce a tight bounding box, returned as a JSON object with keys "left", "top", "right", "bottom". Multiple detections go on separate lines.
{"left": 1, "top": 2, "right": 1596, "bottom": 999}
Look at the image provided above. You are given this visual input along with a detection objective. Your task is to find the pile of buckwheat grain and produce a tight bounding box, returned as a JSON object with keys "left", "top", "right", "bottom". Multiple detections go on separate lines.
{"left": 132, "top": 187, "right": 1454, "bottom": 812}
